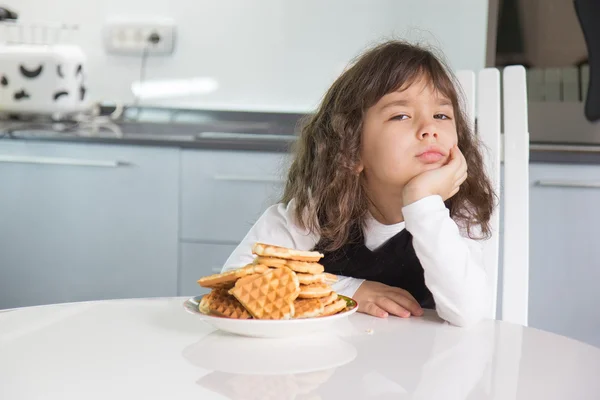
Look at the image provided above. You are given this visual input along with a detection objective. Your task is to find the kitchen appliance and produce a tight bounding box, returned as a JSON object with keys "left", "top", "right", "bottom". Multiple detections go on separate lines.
{"left": 0, "top": 12, "right": 90, "bottom": 119}
{"left": 0, "top": 44, "right": 89, "bottom": 117}
{"left": 0, "top": 7, "right": 18, "bottom": 21}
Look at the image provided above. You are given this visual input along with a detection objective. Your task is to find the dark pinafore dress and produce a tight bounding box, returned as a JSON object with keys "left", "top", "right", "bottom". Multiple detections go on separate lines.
{"left": 314, "top": 224, "right": 436, "bottom": 309}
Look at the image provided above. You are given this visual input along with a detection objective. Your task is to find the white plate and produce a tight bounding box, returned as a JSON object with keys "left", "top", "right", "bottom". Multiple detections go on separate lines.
{"left": 183, "top": 294, "right": 358, "bottom": 338}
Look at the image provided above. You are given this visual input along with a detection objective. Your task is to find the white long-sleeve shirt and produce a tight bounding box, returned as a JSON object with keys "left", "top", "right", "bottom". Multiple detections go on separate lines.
{"left": 222, "top": 195, "right": 492, "bottom": 327}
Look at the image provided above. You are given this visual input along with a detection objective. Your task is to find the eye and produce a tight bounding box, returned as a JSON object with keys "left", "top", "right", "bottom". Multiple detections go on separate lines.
{"left": 434, "top": 113, "right": 451, "bottom": 120}
{"left": 391, "top": 114, "right": 409, "bottom": 121}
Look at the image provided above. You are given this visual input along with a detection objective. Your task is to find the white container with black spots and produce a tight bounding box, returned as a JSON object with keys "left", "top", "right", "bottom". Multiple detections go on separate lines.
{"left": 0, "top": 44, "right": 89, "bottom": 116}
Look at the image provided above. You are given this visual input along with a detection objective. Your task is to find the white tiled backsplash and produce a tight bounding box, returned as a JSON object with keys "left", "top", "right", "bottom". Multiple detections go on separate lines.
{"left": 526, "top": 66, "right": 589, "bottom": 103}
{"left": 6, "top": 0, "right": 489, "bottom": 112}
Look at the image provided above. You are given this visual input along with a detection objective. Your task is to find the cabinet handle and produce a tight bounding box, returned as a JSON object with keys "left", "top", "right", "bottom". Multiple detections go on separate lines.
{"left": 0, "top": 155, "right": 131, "bottom": 167}
{"left": 213, "top": 174, "right": 285, "bottom": 183}
{"left": 534, "top": 180, "right": 600, "bottom": 189}
{"left": 529, "top": 144, "right": 600, "bottom": 153}
{"left": 197, "top": 132, "right": 296, "bottom": 141}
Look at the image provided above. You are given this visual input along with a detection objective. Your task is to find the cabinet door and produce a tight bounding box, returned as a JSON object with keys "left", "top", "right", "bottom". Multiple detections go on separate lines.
{"left": 529, "top": 163, "right": 600, "bottom": 348}
{"left": 0, "top": 140, "right": 180, "bottom": 309}
{"left": 178, "top": 242, "right": 238, "bottom": 297}
{"left": 181, "top": 149, "right": 290, "bottom": 243}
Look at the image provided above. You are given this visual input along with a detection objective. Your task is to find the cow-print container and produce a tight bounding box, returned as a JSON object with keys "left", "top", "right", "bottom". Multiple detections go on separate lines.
{"left": 0, "top": 44, "right": 89, "bottom": 115}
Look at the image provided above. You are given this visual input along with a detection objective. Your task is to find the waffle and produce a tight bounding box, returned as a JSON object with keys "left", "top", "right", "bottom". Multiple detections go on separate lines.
{"left": 199, "top": 289, "right": 252, "bottom": 319}
{"left": 299, "top": 283, "right": 333, "bottom": 299}
{"left": 296, "top": 273, "right": 326, "bottom": 285}
{"left": 229, "top": 266, "right": 300, "bottom": 319}
{"left": 293, "top": 298, "right": 325, "bottom": 318}
{"left": 284, "top": 260, "right": 325, "bottom": 274}
{"left": 253, "top": 256, "right": 288, "bottom": 268}
{"left": 252, "top": 242, "right": 324, "bottom": 262}
{"left": 297, "top": 272, "right": 338, "bottom": 285}
{"left": 323, "top": 273, "right": 338, "bottom": 284}
{"left": 318, "top": 292, "right": 338, "bottom": 306}
{"left": 234, "top": 273, "right": 263, "bottom": 288}
{"left": 322, "top": 298, "right": 348, "bottom": 316}
{"left": 197, "top": 264, "right": 269, "bottom": 289}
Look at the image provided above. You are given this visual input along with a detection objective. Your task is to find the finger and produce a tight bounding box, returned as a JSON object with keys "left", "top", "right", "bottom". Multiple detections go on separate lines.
{"left": 454, "top": 165, "right": 467, "bottom": 182}
{"left": 459, "top": 149, "right": 467, "bottom": 169}
{"left": 361, "top": 301, "right": 389, "bottom": 318}
{"left": 452, "top": 155, "right": 467, "bottom": 178}
{"left": 455, "top": 172, "right": 467, "bottom": 186}
{"left": 385, "top": 291, "right": 424, "bottom": 316}
{"left": 451, "top": 145, "right": 467, "bottom": 170}
{"left": 449, "top": 186, "right": 460, "bottom": 198}
{"left": 447, "top": 146, "right": 464, "bottom": 172}
{"left": 440, "top": 146, "right": 455, "bottom": 168}
{"left": 386, "top": 286, "right": 419, "bottom": 304}
{"left": 454, "top": 143, "right": 465, "bottom": 158}
{"left": 446, "top": 145, "right": 459, "bottom": 166}
{"left": 376, "top": 297, "right": 411, "bottom": 318}
{"left": 456, "top": 146, "right": 467, "bottom": 170}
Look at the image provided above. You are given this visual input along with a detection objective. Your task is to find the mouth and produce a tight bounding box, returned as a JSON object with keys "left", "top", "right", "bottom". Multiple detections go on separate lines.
{"left": 416, "top": 146, "right": 446, "bottom": 164}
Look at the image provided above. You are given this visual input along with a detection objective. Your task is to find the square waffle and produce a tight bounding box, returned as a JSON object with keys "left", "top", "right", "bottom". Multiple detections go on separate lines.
{"left": 229, "top": 267, "right": 300, "bottom": 319}
{"left": 200, "top": 289, "right": 252, "bottom": 319}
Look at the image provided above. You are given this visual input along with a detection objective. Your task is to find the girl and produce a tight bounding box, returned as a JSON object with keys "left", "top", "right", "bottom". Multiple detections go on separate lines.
{"left": 222, "top": 40, "right": 495, "bottom": 327}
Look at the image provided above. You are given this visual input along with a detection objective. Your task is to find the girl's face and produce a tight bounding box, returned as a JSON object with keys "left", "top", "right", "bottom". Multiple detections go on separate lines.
{"left": 359, "top": 76, "right": 459, "bottom": 189}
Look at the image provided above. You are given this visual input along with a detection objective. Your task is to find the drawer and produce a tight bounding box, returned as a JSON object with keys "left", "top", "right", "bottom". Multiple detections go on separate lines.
{"left": 178, "top": 242, "right": 238, "bottom": 296}
{"left": 0, "top": 140, "right": 180, "bottom": 308}
{"left": 181, "top": 149, "right": 291, "bottom": 242}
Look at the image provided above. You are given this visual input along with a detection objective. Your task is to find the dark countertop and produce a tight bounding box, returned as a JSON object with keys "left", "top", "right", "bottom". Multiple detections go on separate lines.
{"left": 528, "top": 144, "right": 600, "bottom": 164}
{"left": 2, "top": 107, "right": 600, "bottom": 164}
{"left": 0, "top": 127, "right": 297, "bottom": 153}
{"left": 0, "top": 107, "right": 304, "bottom": 153}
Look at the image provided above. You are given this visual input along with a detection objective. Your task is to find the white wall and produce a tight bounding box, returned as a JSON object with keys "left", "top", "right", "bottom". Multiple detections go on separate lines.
{"left": 6, "top": 0, "right": 489, "bottom": 112}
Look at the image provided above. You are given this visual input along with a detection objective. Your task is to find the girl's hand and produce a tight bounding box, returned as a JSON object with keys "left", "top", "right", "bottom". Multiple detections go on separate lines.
{"left": 354, "top": 280, "right": 424, "bottom": 318}
{"left": 402, "top": 145, "right": 468, "bottom": 206}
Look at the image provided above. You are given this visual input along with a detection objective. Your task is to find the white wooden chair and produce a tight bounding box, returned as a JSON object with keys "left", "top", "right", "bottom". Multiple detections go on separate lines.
{"left": 456, "top": 66, "right": 530, "bottom": 327}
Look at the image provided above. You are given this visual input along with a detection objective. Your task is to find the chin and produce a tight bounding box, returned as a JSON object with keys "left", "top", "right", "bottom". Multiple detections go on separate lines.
{"left": 420, "top": 163, "right": 443, "bottom": 172}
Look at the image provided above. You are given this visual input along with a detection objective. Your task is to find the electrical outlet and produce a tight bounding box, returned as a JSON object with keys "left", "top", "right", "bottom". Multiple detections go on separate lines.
{"left": 103, "top": 17, "right": 176, "bottom": 56}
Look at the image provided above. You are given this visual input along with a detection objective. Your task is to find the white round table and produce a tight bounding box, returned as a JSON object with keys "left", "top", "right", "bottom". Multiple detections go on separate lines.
{"left": 1, "top": 297, "right": 599, "bottom": 399}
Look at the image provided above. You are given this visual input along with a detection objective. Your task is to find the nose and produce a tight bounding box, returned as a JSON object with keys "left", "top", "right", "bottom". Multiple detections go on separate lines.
{"left": 418, "top": 130, "right": 438, "bottom": 140}
{"left": 417, "top": 119, "right": 439, "bottom": 140}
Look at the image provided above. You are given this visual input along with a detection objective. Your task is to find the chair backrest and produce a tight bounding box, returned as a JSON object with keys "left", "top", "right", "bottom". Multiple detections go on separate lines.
{"left": 456, "top": 66, "right": 530, "bottom": 326}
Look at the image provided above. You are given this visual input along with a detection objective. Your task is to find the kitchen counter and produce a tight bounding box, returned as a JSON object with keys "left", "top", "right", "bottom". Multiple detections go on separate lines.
{"left": 2, "top": 107, "right": 600, "bottom": 164}
{"left": 0, "top": 125, "right": 297, "bottom": 153}
{"left": 0, "top": 107, "right": 304, "bottom": 153}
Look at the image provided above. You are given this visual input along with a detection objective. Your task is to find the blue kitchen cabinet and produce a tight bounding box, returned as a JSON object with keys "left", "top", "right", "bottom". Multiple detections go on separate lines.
{"left": 528, "top": 162, "right": 600, "bottom": 348}
{"left": 180, "top": 149, "right": 291, "bottom": 243}
{"left": 177, "top": 148, "right": 291, "bottom": 296}
{"left": 0, "top": 140, "right": 180, "bottom": 309}
{"left": 178, "top": 242, "right": 238, "bottom": 297}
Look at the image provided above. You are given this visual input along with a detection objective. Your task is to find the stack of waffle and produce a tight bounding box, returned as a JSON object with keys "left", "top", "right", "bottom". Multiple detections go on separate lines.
{"left": 197, "top": 242, "right": 348, "bottom": 320}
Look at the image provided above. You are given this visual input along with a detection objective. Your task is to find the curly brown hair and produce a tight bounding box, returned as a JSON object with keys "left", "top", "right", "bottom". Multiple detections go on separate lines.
{"left": 282, "top": 40, "right": 496, "bottom": 252}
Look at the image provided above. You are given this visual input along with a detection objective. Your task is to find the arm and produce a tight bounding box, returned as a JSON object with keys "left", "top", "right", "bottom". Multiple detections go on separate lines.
{"left": 403, "top": 195, "right": 492, "bottom": 327}
{"left": 221, "top": 200, "right": 365, "bottom": 297}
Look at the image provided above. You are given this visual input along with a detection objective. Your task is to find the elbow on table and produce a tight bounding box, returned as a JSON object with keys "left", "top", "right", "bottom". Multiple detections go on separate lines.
{"left": 436, "top": 297, "right": 490, "bottom": 328}
{"left": 440, "top": 308, "right": 486, "bottom": 328}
